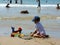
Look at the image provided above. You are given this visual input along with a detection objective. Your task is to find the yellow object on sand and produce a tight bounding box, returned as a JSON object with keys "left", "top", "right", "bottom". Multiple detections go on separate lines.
{"left": 19, "top": 34, "right": 24, "bottom": 38}
{"left": 14, "top": 33, "right": 19, "bottom": 37}
{"left": 11, "top": 33, "right": 24, "bottom": 37}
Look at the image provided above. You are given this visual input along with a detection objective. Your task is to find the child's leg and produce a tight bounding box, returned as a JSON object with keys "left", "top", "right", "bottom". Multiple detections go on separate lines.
{"left": 39, "top": 34, "right": 46, "bottom": 38}
{"left": 34, "top": 33, "right": 45, "bottom": 38}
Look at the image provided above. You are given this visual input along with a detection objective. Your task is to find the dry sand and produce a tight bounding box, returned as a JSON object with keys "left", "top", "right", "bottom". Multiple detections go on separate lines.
{"left": 0, "top": 37, "right": 60, "bottom": 45}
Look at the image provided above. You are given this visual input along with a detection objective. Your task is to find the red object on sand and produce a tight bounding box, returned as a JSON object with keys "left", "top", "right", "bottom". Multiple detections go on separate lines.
{"left": 11, "top": 34, "right": 14, "bottom": 37}
{"left": 18, "top": 27, "right": 22, "bottom": 31}
{"left": 11, "top": 27, "right": 22, "bottom": 37}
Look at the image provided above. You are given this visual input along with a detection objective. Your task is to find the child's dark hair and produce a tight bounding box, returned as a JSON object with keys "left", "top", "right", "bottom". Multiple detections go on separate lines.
{"left": 36, "top": 17, "right": 40, "bottom": 21}
{"left": 32, "top": 16, "right": 40, "bottom": 22}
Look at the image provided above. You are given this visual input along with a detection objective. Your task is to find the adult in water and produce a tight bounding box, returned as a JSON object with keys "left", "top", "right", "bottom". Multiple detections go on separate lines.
{"left": 20, "top": 0, "right": 22, "bottom": 4}
{"left": 36, "top": 0, "right": 41, "bottom": 7}
{"left": 15, "top": 0, "right": 18, "bottom": 4}
{"left": 57, "top": 4, "right": 60, "bottom": 9}
{"left": 10, "top": 0, "right": 12, "bottom": 3}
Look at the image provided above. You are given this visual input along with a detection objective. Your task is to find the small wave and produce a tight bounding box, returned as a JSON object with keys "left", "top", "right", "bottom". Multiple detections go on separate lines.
{"left": 41, "top": 16, "right": 60, "bottom": 20}
{"left": 0, "top": 16, "right": 33, "bottom": 20}
{"left": 56, "top": 17, "right": 60, "bottom": 20}
{"left": 0, "top": 17, "right": 18, "bottom": 20}
{"left": 0, "top": 4, "right": 59, "bottom": 7}
{"left": 0, "top": 4, "right": 37, "bottom": 7}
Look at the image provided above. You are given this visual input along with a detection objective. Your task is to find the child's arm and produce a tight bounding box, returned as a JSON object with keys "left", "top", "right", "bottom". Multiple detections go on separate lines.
{"left": 31, "top": 29, "right": 38, "bottom": 36}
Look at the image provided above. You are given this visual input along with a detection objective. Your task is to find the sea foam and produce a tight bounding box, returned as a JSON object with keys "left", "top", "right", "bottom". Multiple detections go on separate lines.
{"left": 0, "top": 4, "right": 59, "bottom": 7}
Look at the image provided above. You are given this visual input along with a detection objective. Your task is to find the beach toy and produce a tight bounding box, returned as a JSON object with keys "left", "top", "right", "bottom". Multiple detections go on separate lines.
{"left": 19, "top": 34, "right": 24, "bottom": 38}
{"left": 11, "top": 27, "right": 15, "bottom": 33}
{"left": 11, "top": 32, "right": 19, "bottom": 37}
{"left": 17, "top": 27, "right": 22, "bottom": 33}
{"left": 11, "top": 33, "right": 24, "bottom": 37}
{"left": 11, "top": 33, "right": 16, "bottom": 37}
{"left": 14, "top": 33, "right": 19, "bottom": 37}
{"left": 11, "top": 34, "right": 14, "bottom": 37}
{"left": 18, "top": 27, "right": 22, "bottom": 30}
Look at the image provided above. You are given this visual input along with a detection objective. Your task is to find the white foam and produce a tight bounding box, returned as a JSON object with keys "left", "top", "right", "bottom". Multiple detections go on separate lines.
{"left": 0, "top": 4, "right": 58, "bottom": 7}
{"left": 56, "top": 17, "right": 60, "bottom": 20}
{"left": 41, "top": 5, "right": 56, "bottom": 7}
{"left": 0, "top": 4, "right": 37, "bottom": 7}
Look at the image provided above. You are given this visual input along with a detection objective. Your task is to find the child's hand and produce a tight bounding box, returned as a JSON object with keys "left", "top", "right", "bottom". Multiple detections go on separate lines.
{"left": 30, "top": 34, "right": 33, "bottom": 37}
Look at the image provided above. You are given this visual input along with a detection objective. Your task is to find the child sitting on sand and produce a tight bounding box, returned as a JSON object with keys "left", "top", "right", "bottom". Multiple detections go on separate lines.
{"left": 31, "top": 16, "right": 49, "bottom": 38}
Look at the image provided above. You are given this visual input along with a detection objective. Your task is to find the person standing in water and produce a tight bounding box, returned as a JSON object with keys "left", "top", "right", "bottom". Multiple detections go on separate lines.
{"left": 20, "top": 0, "right": 22, "bottom": 4}
{"left": 15, "top": 0, "right": 18, "bottom": 4}
{"left": 10, "top": 0, "right": 12, "bottom": 3}
{"left": 36, "top": 0, "right": 41, "bottom": 7}
{"left": 38, "top": 0, "right": 40, "bottom": 7}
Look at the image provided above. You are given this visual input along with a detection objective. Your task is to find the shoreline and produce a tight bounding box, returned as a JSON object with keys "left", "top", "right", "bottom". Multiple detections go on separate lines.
{"left": 0, "top": 4, "right": 59, "bottom": 7}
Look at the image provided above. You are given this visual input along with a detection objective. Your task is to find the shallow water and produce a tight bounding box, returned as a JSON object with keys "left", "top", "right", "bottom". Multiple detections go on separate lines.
{"left": 0, "top": 5, "right": 60, "bottom": 38}
{"left": 0, "top": 6, "right": 60, "bottom": 17}
{"left": 0, "top": 0, "right": 60, "bottom": 4}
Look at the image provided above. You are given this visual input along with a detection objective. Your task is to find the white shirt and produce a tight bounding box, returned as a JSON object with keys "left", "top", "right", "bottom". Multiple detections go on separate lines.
{"left": 35, "top": 22, "right": 46, "bottom": 35}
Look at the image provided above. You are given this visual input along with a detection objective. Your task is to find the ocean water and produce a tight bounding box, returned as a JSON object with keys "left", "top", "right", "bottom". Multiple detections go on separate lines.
{"left": 0, "top": 0, "right": 60, "bottom": 4}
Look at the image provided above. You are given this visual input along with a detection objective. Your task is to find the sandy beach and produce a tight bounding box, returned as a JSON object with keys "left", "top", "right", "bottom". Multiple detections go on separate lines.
{"left": 0, "top": 36, "right": 60, "bottom": 45}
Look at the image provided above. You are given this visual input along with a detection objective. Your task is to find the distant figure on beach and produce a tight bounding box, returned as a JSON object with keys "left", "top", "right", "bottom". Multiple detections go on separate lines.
{"left": 56, "top": 4, "right": 60, "bottom": 9}
{"left": 6, "top": 3, "right": 10, "bottom": 8}
{"left": 36, "top": 0, "right": 40, "bottom": 7}
{"left": 11, "top": 27, "right": 15, "bottom": 33}
{"left": 31, "top": 16, "right": 49, "bottom": 38}
{"left": 10, "top": 0, "right": 12, "bottom": 3}
{"left": 20, "top": 0, "right": 22, "bottom": 4}
{"left": 46, "top": 0, "right": 48, "bottom": 3}
{"left": 15, "top": 0, "right": 18, "bottom": 4}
